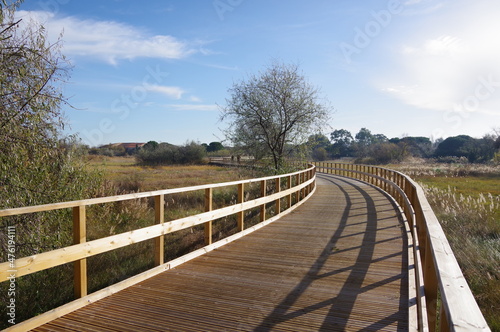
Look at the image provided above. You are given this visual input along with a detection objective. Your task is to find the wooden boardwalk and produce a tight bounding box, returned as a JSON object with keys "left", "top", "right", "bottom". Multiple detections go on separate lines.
{"left": 32, "top": 174, "right": 408, "bottom": 332}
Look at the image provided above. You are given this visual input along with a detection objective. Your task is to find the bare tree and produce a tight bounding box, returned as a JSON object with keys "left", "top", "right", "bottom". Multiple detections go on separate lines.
{"left": 220, "top": 61, "right": 331, "bottom": 170}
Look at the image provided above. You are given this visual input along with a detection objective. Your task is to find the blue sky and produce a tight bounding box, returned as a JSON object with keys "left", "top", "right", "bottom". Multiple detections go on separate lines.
{"left": 17, "top": 0, "right": 500, "bottom": 146}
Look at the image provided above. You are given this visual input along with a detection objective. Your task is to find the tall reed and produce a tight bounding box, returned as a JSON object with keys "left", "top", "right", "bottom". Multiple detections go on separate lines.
{"left": 421, "top": 184, "right": 500, "bottom": 330}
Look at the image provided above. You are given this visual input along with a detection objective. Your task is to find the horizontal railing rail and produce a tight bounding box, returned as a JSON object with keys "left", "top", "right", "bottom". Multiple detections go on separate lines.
{"left": 1, "top": 165, "right": 316, "bottom": 331}
{"left": 315, "top": 162, "right": 490, "bottom": 332}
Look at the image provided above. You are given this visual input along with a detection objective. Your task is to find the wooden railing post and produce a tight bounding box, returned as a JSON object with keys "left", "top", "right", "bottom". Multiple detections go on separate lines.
{"left": 287, "top": 175, "right": 292, "bottom": 208}
{"left": 296, "top": 173, "right": 301, "bottom": 202}
{"left": 439, "top": 302, "right": 449, "bottom": 331}
{"left": 308, "top": 168, "right": 316, "bottom": 194}
{"left": 301, "top": 171, "right": 306, "bottom": 198}
{"left": 238, "top": 183, "right": 245, "bottom": 231}
{"left": 304, "top": 170, "right": 309, "bottom": 196}
{"left": 383, "top": 169, "right": 388, "bottom": 192}
{"left": 154, "top": 194, "right": 165, "bottom": 265}
{"left": 275, "top": 177, "right": 281, "bottom": 215}
{"left": 73, "top": 206, "right": 87, "bottom": 298}
{"left": 205, "top": 188, "right": 213, "bottom": 245}
{"left": 260, "top": 180, "right": 267, "bottom": 222}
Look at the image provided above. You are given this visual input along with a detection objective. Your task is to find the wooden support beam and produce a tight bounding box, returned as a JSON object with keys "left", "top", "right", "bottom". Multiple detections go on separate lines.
{"left": 275, "top": 177, "right": 281, "bottom": 215}
{"left": 154, "top": 194, "right": 165, "bottom": 266}
{"left": 205, "top": 188, "right": 213, "bottom": 245}
{"left": 73, "top": 206, "right": 87, "bottom": 298}
{"left": 260, "top": 180, "right": 266, "bottom": 222}
{"left": 287, "top": 175, "right": 292, "bottom": 209}
{"left": 238, "top": 183, "right": 244, "bottom": 231}
{"left": 296, "top": 173, "right": 301, "bottom": 202}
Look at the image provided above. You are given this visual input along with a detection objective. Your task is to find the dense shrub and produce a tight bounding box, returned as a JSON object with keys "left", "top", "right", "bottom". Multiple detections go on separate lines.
{"left": 435, "top": 135, "right": 496, "bottom": 163}
{"left": 136, "top": 141, "right": 206, "bottom": 165}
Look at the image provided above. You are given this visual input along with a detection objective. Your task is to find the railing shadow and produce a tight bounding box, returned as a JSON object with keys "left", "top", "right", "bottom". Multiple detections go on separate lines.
{"left": 255, "top": 174, "right": 408, "bottom": 331}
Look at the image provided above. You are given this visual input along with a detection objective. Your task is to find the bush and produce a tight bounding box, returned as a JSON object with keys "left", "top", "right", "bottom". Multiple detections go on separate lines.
{"left": 312, "top": 147, "right": 328, "bottom": 161}
{"left": 136, "top": 141, "right": 207, "bottom": 165}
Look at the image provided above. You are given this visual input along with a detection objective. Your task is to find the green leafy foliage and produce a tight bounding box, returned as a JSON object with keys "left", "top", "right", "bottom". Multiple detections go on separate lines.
{"left": 0, "top": 2, "right": 102, "bottom": 327}
{"left": 136, "top": 141, "right": 207, "bottom": 165}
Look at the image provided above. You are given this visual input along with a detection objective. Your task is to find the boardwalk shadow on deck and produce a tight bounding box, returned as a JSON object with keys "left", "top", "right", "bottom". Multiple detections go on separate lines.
{"left": 255, "top": 175, "right": 407, "bottom": 331}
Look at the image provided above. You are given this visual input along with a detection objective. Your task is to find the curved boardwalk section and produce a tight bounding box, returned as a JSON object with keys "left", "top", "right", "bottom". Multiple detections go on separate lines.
{"left": 32, "top": 174, "right": 408, "bottom": 331}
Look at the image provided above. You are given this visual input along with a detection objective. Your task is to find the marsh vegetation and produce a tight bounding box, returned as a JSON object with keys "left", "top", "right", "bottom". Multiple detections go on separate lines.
{"left": 389, "top": 160, "right": 500, "bottom": 330}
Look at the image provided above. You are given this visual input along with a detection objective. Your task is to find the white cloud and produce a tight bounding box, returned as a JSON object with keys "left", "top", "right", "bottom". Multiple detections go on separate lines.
{"left": 404, "top": 0, "right": 424, "bottom": 5}
{"left": 146, "top": 85, "right": 185, "bottom": 99}
{"left": 166, "top": 104, "right": 218, "bottom": 112}
{"left": 189, "top": 96, "right": 202, "bottom": 102}
{"left": 16, "top": 10, "right": 197, "bottom": 64}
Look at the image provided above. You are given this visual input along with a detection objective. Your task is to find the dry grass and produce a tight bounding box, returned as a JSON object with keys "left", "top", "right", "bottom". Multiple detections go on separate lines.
{"left": 387, "top": 157, "right": 500, "bottom": 177}
{"left": 86, "top": 155, "right": 260, "bottom": 191}
{"left": 389, "top": 159, "right": 500, "bottom": 331}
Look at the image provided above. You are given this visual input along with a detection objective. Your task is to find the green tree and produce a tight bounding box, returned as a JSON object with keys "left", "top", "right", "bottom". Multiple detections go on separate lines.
{"left": 312, "top": 147, "right": 328, "bottom": 161}
{"left": 353, "top": 128, "right": 375, "bottom": 157}
{"left": 330, "top": 129, "right": 353, "bottom": 157}
{"left": 0, "top": 1, "right": 99, "bottom": 215}
{"left": 206, "top": 141, "right": 224, "bottom": 153}
{"left": 143, "top": 140, "right": 159, "bottom": 151}
{"left": 435, "top": 135, "right": 475, "bottom": 161}
{"left": 307, "top": 134, "right": 331, "bottom": 161}
{"left": 0, "top": 2, "right": 101, "bottom": 326}
{"left": 308, "top": 134, "right": 330, "bottom": 149}
{"left": 355, "top": 128, "right": 375, "bottom": 145}
{"left": 390, "top": 136, "right": 432, "bottom": 158}
{"left": 220, "top": 61, "right": 331, "bottom": 170}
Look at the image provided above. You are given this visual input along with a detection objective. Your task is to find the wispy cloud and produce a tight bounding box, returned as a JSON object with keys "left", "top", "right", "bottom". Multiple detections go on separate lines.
{"left": 16, "top": 10, "right": 199, "bottom": 65}
{"left": 402, "top": 0, "right": 445, "bottom": 16}
{"left": 166, "top": 104, "right": 218, "bottom": 112}
{"left": 145, "top": 85, "right": 185, "bottom": 99}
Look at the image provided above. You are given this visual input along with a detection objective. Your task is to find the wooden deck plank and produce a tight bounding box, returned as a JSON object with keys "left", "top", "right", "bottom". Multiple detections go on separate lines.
{"left": 31, "top": 174, "right": 408, "bottom": 331}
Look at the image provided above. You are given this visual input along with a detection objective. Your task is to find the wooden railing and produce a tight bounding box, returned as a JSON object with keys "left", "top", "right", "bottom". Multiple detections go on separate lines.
{"left": 0, "top": 165, "right": 316, "bottom": 331}
{"left": 315, "top": 162, "right": 490, "bottom": 332}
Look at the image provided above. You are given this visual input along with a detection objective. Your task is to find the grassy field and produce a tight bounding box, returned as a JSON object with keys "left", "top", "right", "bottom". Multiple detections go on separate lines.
{"left": 86, "top": 155, "right": 259, "bottom": 191}
{"left": 389, "top": 161, "right": 500, "bottom": 330}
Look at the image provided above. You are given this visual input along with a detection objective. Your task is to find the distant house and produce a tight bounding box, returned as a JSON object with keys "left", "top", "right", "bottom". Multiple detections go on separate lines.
{"left": 116, "top": 143, "right": 146, "bottom": 152}
{"left": 105, "top": 143, "right": 146, "bottom": 155}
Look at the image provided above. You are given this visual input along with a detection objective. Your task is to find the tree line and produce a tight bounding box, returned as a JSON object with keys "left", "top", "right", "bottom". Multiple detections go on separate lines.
{"left": 307, "top": 128, "right": 500, "bottom": 164}
{"left": 88, "top": 140, "right": 227, "bottom": 165}
{"left": 86, "top": 126, "right": 500, "bottom": 166}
